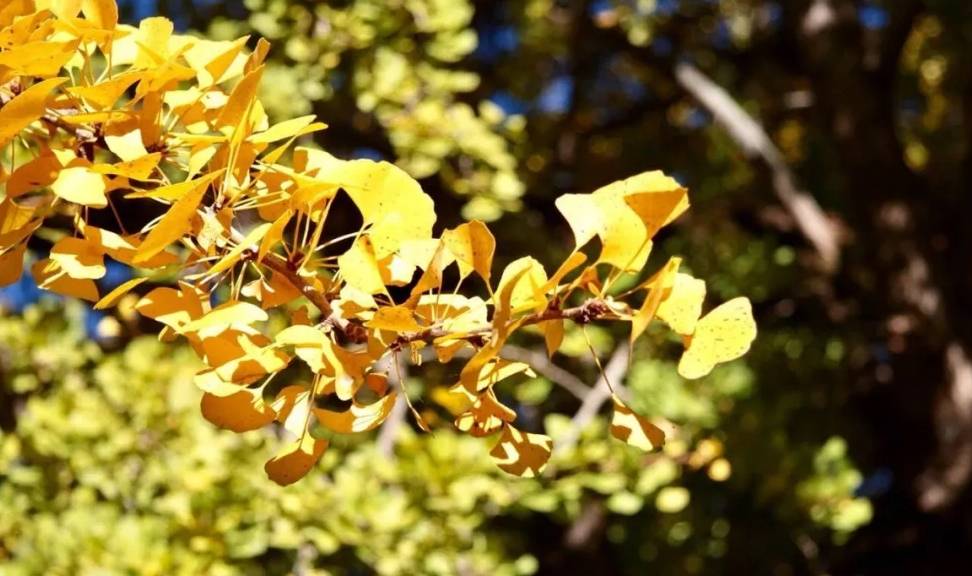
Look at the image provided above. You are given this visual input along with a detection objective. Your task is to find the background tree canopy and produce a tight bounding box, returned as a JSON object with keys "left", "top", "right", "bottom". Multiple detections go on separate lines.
{"left": 2, "top": 0, "right": 971, "bottom": 574}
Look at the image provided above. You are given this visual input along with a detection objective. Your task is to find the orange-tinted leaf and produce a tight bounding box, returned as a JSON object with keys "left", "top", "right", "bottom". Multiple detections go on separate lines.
{"left": 133, "top": 178, "right": 209, "bottom": 264}
{"left": 314, "top": 392, "right": 398, "bottom": 433}
{"left": 622, "top": 172, "right": 689, "bottom": 238}
{"left": 31, "top": 259, "right": 99, "bottom": 301}
{"left": 201, "top": 389, "right": 275, "bottom": 432}
{"left": 264, "top": 435, "right": 327, "bottom": 486}
{"left": 94, "top": 276, "right": 148, "bottom": 310}
{"left": 366, "top": 305, "right": 422, "bottom": 332}
{"left": 542, "top": 319, "right": 564, "bottom": 358}
{"left": 610, "top": 395, "right": 665, "bottom": 451}
{"left": 0, "top": 243, "right": 28, "bottom": 286}
{"left": 135, "top": 283, "right": 207, "bottom": 331}
{"left": 50, "top": 236, "right": 105, "bottom": 279}
{"left": 455, "top": 388, "right": 516, "bottom": 437}
{"left": 6, "top": 152, "right": 62, "bottom": 198}
{"left": 489, "top": 424, "right": 553, "bottom": 478}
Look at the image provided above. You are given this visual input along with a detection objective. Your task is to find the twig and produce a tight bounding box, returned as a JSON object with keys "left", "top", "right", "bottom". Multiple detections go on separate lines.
{"left": 674, "top": 62, "right": 840, "bottom": 271}
{"left": 376, "top": 354, "right": 408, "bottom": 459}
{"left": 555, "top": 345, "right": 630, "bottom": 456}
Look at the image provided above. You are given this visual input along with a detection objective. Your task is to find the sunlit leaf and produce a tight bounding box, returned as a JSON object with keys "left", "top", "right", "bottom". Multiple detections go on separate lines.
{"left": 366, "top": 305, "right": 422, "bottom": 332}
{"left": 50, "top": 165, "right": 108, "bottom": 208}
{"left": 201, "top": 389, "right": 275, "bottom": 433}
{"left": 678, "top": 297, "right": 757, "bottom": 379}
{"left": 442, "top": 220, "right": 495, "bottom": 284}
{"left": 93, "top": 276, "right": 148, "bottom": 310}
{"left": 489, "top": 424, "right": 552, "bottom": 478}
{"left": 31, "top": 258, "right": 99, "bottom": 301}
{"left": 630, "top": 257, "right": 680, "bottom": 344}
{"left": 610, "top": 395, "right": 665, "bottom": 451}
{"left": 656, "top": 272, "right": 706, "bottom": 336}
{"left": 314, "top": 392, "right": 398, "bottom": 434}
{"left": 265, "top": 435, "right": 328, "bottom": 486}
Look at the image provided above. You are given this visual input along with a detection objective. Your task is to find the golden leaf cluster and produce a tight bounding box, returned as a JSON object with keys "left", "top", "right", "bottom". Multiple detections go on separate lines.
{"left": 0, "top": 0, "right": 756, "bottom": 485}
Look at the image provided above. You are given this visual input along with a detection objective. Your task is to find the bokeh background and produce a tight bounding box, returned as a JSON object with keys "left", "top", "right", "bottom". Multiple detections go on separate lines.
{"left": 2, "top": 1, "right": 971, "bottom": 574}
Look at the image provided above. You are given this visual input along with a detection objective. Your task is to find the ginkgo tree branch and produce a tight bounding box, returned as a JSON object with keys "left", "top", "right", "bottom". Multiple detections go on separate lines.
{"left": 0, "top": 2, "right": 757, "bottom": 486}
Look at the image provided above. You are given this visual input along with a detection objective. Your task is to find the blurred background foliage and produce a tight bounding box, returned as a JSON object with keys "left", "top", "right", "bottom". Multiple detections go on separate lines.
{"left": 4, "top": 0, "right": 972, "bottom": 574}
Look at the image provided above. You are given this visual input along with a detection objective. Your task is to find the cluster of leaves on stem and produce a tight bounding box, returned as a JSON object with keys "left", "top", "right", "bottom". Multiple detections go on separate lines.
{"left": 0, "top": 0, "right": 756, "bottom": 485}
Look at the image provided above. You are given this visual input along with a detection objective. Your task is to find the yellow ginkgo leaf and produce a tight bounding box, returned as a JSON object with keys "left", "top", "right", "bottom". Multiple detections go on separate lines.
{"left": 249, "top": 115, "right": 323, "bottom": 144}
{"left": 201, "top": 389, "right": 276, "bottom": 433}
{"left": 104, "top": 128, "right": 149, "bottom": 162}
{"left": 133, "top": 176, "right": 210, "bottom": 264}
{"left": 241, "top": 272, "right": 300, "bottom": 310}
{"left": 6, "top": 151, "right": 62, "bottom": 198}
{"left": 495, "top": 256, "right": 547, "bottom": 313}
{"left": 204, "top": 222, "right": 270, "bottom": 276}
{"left": 622, "top": 171, "right": 689, "bottom": 238}
{"left": 610, "top": 395, "right": 665, "bottom": 451}
{"left": 302, "top": 151, "right": 435, "bottom": 258}
{"left": 94, "top": 276, "right": 148, "bottom": 310}
{"left": 50, "top": 236, "right": 105, "bottom": 279}
{"left": 216, "top": 64, "right": 263, "bottom": 129}
{"left": 194, "top": 330, "right": 289, "bottom": 387}
{"left": 555, "top": 189, "right": 648, "bottom": 272}
{"left": 265, "top": 435, "right": 328, "bottom": 486}
{"left": 67, "top": 71, "right": 142, "bottom": 109}
{"left": 181, "top": 300, "right": 268, "bottom": 334}
{"left": 630, "top": 257, "right": 680, "bottom": 344}
{"left": 31, "top": 259, "right": 99, "bottom": 301}
{"left": 182, "top": 36, "right": 248, "bottom": 87}
{"left": 314, "top": 392, "right": 398, "bottom": 434}
{"left": 489, "top": 424, "right": 553, "bottom": 478}
{"left": 125, "top": 170, "right": 222, "bottom": 201}
{"left": 258, "top": 208, "right": 292, "bottom": 262}
{"left": 337, "top": 235, "right": 387, "bottom": 296}
{"left": 442, "top": 220, "right": 495, "bottom": 284}
{"left": 678, "top": 297, "right": 757, "bottom": 379}
{"left": 80, "top": 0, "right": 118, "bottom": 30}
{"left": 85, "top": 226, "right": 178, "bottom": 268}
{"left": 455, "top": 388, "right": 516, "bottom": 437}
{"left": 0, "top": 243, "right": 28, "bottom": 286}
{"left": 92, "top": 152, "right": 161, "bottom": 181}
{"left": 366, "top": 305, "right": 422, "bottom": 332}
{"left": 275, "top": 325, "right": 338, "bottom": 376}
{"left": 135, "top": 284, "right": 207, "bottom": 332}
{"left": 656, "top": 272, "right": 706, "bottom": 336}
{"left": 0, "top": 40, "right": 77, "bottom": 76}
{"left": 50, "top": 165, "right": 108, "bottom": 208}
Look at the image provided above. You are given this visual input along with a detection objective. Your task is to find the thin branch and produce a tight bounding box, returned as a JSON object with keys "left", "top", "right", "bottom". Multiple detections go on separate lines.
{"left": 555, "top": 345, "right": 630, "bottom": 456}
{"left": 376, "top": 355, "right": 408, "bottom": 459}
{"left": 673, "top": 62, "right": 840, "bottom": 271}
{"left": 499, "top": 344, "right": 590, "bottom": 400}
